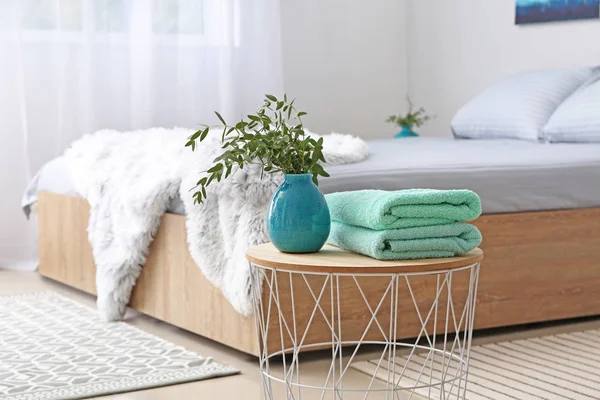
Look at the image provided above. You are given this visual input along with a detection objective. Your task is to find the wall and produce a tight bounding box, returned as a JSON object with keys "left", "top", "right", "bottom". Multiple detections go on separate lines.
{"left": 408, "top": 0, "right": 600, "bottom": 137}
{"left": 280, "top": 0, "right": 408, "bottom": 139}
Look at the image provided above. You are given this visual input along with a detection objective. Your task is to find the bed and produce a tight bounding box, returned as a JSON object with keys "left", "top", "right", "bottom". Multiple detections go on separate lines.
{"left": 27, "top": 138, "right": 600, "bottom": 355}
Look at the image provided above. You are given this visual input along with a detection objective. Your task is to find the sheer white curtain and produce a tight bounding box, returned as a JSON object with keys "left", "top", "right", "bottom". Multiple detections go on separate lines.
{"left": 0, "top": 0, "right": 283, "bottom": 270}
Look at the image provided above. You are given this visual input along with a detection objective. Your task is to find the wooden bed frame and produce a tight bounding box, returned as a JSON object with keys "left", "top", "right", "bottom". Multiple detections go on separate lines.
{"left": 37, "top": 191, "right": 600, "bottom": 356}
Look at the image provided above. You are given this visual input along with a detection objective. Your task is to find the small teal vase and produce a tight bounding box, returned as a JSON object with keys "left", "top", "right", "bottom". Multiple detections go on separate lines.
{"left": 395, "top": 125, "right": 419, "bottom": 138}
{"left": 266, "top": 174, "right": 330, "bottom": 253}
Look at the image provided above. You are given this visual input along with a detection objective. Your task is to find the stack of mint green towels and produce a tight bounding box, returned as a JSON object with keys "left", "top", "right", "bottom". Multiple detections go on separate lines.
{"left": 325, "top": 189, "right": 482, "bottom": 260}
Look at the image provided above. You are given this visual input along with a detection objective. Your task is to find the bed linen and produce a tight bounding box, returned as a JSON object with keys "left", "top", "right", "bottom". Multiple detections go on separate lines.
{"left": 24, "top": 138, "right": 600, "bottom": 217}
{"left": 29, "top": 128, "right": 369, "bottom": 322}
{"left": 450, "top": 67, "right": 599, "bottom": 141}
{"left": 542, "top": 73, "right": 600, "bottom": 143}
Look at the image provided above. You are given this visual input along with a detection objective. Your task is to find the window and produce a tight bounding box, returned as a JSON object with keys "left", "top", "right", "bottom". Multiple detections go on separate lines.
{"left": 21, "top": 0, "right": 83, "bottom": 31}
{"left": 19, "top": 0, "right": 217, "bottom": 45}
{"left": 152, "top": 0, "right": 204, "bottom": 36}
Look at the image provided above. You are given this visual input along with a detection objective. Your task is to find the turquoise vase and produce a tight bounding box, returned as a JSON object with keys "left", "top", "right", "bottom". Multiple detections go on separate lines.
{"left": 394, "top": 125, "right": 419, "bottom": 138}
{"left": 266, "top": 174, "right": 330, "bottom": 253}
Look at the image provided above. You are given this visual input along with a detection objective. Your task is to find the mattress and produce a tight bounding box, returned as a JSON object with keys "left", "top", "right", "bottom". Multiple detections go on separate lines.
{"left": 23, "top": 138, "right": 600, "bottom": 216}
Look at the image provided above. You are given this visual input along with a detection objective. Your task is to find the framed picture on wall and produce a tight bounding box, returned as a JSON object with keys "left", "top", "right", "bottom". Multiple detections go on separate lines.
{"left": 516, "top": 0, "right": 600, "bottom": 24}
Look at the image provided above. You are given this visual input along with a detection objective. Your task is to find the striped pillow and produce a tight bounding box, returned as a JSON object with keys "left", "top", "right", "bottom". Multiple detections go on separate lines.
{"left": 542, "top": 74, "right": 600, "bottom": 143}
{"left": 451, "top": 67, "right": 598, "bottom": 141}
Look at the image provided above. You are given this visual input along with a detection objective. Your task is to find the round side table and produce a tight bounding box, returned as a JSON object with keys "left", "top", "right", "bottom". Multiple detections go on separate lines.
{"left": 247, "top": 243, "right": 483, "bottom": 400}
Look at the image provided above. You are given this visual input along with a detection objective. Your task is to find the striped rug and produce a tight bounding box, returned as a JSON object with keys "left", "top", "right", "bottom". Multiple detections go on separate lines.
{"left": 352, "top": 329, "right": 600, "bottom": 399}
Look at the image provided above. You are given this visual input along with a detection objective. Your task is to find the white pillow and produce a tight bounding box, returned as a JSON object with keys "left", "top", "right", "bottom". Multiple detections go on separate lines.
{"left": 451, "top": 67, "right": 598, "bottom": 141}
{"left": 542, "top": 74, "right": 600, "bottom": 143}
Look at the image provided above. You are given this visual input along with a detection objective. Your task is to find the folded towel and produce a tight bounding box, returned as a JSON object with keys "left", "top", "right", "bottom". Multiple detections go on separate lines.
{"left": 327, "top": 221, "right": 482, "bottom": 260}
{"left": 325, "top": 189, "right": 482, "bottom": 230}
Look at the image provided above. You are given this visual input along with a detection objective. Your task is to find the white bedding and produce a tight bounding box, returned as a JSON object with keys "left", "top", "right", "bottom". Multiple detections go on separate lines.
{"left": 24, "top": 138, "right": 600, "bottom": 216}
{"left": 26, "top": 128, "right": 369, "bottom": 321}
{"left": 323, "top": 138, "right": 600, "bottom": 214}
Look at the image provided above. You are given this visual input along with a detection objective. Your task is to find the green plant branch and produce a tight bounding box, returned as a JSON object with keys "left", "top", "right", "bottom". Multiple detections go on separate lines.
{"left": 185, "top": 94, "right": 330, "bottom": 204}
{"left": 386, "top": 96, "right": 433, "bottom": 130}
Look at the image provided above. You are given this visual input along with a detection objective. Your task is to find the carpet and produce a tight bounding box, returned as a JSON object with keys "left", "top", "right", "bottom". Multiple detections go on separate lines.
{"left": 0, "top": 292, "right": 238, "bottom": 400}
{"left": 352, "top": 329, "right": 600, "bottom": 399}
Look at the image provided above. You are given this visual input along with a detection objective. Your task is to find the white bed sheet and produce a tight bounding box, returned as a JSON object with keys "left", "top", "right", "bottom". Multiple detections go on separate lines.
{"left": 23, "top": 138, "right": 600, "bottom": 216}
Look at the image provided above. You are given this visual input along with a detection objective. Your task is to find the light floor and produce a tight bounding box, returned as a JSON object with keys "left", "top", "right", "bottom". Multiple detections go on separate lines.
{"left": 2, "top": 270, "right": 600, "bottom": 400}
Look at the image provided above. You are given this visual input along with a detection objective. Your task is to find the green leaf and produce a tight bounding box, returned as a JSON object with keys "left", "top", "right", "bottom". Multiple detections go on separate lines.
{"left": 207, "top": 163, "right": 224, "bottom": 173}
{"left": 215, "top": 111, "right": 227, "bottom": 126}
{"left": 297, "top": 111, "right": 307, "bottom": 117}
{"left": 190, "top": 130, "right": 202, "bottom": 140}
{"left": 200, "top": 127, "right": 210, "bottom": 141}
{"left": 265, "top": 94, "right": 277, "bottom": 102}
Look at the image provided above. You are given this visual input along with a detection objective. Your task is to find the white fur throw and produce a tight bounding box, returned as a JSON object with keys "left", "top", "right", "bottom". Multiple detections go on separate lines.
{"left": 64, "top": 127, "right": 369, "bottom": 321}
